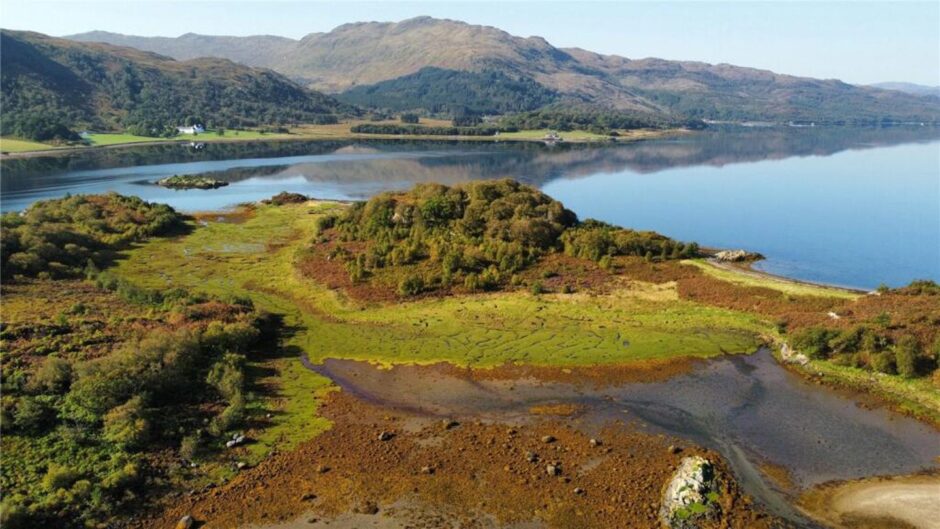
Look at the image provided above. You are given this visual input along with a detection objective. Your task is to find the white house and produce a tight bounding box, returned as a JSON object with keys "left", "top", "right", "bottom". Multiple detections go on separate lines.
{"left": 176, "top": 124, "right": 205, "bottom": 135}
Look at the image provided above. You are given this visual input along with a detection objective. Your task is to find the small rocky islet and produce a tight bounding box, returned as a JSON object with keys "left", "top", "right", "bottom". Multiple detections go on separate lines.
{"left": 156, "top": 174, "right": 229, "bottom": 190}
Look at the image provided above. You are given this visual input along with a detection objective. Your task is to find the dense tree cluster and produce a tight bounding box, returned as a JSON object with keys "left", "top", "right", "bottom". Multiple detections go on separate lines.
{"left": 498, "top": 103, "right": 706, "bottom": 133}
{"left": 0, "top": 283, "right": 272, "bottom": 527}
{"left": 1, "top": 193, "right": 183, "bottom": 280}
{"left": 338, "top": 67, "right": 558, "bottom": 116}
{"left": 789, "top": 280, "right": 939, "bottom": 378}
{"left": 561, "top": 219, "right": 699, "bottom": 262}
{"left": 322, "top": 179, "right": 692, "bottom": 295}
{"left": 0, "top": 30, "right": 351, "bottom": 140}
{"left": 791, "top": 323, "right": 938, "bottom": 378}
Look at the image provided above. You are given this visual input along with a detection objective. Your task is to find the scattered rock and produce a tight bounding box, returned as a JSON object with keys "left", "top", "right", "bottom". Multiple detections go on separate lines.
{"left": 780, "top": 343, "right": 809, "bottom": 366}
{"left": 589, "top": 438, "right": 601, "bottom": 447}
{"left": 176, "top": 515, "right": 194, "bottom": 529}
{"left": 353, "top": 500, "right": 379, "bottom": 515}
{"left": 525, "top": 451, "right": 539, "bottom": 463}
{"left": 315, "top": 464, "right": 330, "bottom": 474}
{"left": 441, "top": 419, "right": 460, "bottom": 430}
{"left": 420, "top": 466, "right": 434, "bottom": 475}
{"left": 377, "top": 431, "right": 394, "bottom": 442}
{"left": 668, "top": 445, "right": 682, "bottom": 455}
{"left": 225, "top": 434, "right": 247, "bottom": 449}
{"left": 546, "top": 464, "right": 561, "bottom": 476}
{"left": 541, "top": 435, "right": 556, "bottom": 444}
{"left": 574, "top": 487, "right": 585, "bottom": 495}
{"left": 300, "top": 492, "right": 317, "bottom": 501}
{"left": 236, "top": 462, "right": 248, "bottom": 470}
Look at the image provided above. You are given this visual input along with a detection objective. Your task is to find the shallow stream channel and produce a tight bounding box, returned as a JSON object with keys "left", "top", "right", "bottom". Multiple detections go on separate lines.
{"left": 309, "top": 349, "right": 939, "bottom": 527}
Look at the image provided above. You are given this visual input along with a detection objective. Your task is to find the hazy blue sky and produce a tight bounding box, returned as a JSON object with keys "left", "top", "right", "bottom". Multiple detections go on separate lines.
{"left": 2, "top": 1, "right": 938, "bottom": 85}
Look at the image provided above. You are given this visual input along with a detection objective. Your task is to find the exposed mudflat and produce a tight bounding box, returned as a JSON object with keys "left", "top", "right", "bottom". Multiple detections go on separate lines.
{"left": 140, "top": 351, "right": 938, "bottom": 529}
{"left": 141, "top": 390, "right": 773, "bottom": 529}
{"left": 312, "top": 349, "right": 939, "bottom": 526}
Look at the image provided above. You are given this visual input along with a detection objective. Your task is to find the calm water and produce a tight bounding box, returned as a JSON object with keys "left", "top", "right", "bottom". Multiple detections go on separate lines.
{"left": 2, "top": 127, "right": 938, "bottom": 289}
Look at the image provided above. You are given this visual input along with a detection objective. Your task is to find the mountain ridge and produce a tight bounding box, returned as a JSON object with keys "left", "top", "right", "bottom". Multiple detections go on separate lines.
{"left": 65, "top": 17, "right": 940, "bottom": 124}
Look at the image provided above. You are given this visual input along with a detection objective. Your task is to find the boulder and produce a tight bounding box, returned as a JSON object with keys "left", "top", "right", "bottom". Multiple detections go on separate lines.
{"left": 713, "top": 249, "right": 764, "bottom": 262}
{"left": 660, "top": 456, "right": 721, "bottom": 529}
{"left": 176, "top": 515, "right": 194, "bottom": 529}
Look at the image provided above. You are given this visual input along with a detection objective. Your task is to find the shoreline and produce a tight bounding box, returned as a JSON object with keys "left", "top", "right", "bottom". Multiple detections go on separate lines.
{"left": 0, "top": 127, "right": 687, "bottom": 160}
{"left": 703, "top": 257, "right": 869, "bottom": 295}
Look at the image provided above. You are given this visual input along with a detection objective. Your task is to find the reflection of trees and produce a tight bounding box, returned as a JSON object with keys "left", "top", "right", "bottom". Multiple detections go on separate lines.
{"left": 3, "top": 127, "right": 938, "bottom": 188}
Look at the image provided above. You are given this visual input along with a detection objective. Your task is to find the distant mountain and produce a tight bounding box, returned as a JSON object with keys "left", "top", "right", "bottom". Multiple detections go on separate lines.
{"left": 67, "top": 17, "right": 940, "bottom": 124}
{"left": 68, "top": 30, "right": 296, "bottom": 68}
{"left": 870, "top": 82, "right": 940, "bottom": 98}
{"left": 1, "top": 30, "right": 352, "bottom": 140}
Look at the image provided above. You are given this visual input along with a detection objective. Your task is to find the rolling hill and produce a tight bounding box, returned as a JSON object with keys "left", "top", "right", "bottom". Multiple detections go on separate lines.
{"left": 67, "top": 16, "right": 940, "bottom": 124}
{"left": 1, "top": 30, "right": 353, "bottom": 140}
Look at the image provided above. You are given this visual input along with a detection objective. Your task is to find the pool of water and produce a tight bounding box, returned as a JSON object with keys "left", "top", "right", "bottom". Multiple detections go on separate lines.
{"left": 2, "top": 127, "right": 938, "bottom": 288}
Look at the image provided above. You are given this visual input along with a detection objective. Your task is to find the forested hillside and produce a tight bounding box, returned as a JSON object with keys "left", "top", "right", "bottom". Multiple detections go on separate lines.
{"left": 0, "top": 30, "right": 353, "bottom": 141}
{"left": 338, "top": 67, "right": 559, "bottom": 115}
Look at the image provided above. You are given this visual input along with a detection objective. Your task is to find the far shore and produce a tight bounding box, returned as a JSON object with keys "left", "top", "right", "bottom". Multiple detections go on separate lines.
{"left": 0, "top": 122, "right": 689, "bottom": 159}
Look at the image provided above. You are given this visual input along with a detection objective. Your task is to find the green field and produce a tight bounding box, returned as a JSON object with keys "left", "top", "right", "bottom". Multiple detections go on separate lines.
{"left": 497, "top": 129, "right": 611, "bottom": 141}
{"left": 86, "top": 129, "right": 292, "bottom": 146}
{"left": 0, "top": 137, "right": 58, "bottom": 152}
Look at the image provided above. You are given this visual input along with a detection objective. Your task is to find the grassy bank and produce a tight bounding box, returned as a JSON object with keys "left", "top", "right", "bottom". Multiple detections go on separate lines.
{"left": 1, "top": 121, "right": 681, "bottom": 156}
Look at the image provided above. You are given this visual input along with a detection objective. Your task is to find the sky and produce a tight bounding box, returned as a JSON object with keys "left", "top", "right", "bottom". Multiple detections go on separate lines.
{"left": 2, "top": 1, "right": 938, "bottom": 86}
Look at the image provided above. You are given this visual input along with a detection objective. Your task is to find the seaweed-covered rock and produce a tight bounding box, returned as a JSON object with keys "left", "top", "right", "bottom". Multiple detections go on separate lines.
{"left": 660, "top": 456, "right": 721, "bottom": 528}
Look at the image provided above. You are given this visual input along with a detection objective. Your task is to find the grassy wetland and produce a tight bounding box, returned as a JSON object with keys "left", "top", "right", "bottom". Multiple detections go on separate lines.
{"left": 2, "top": 181, "right": 938, "bottom": 529}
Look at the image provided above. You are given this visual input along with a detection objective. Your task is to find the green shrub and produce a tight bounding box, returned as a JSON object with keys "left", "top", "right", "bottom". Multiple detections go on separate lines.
{"left": 209, "top": 394, "right": 246, "bottom": 437}
{"left": 180, "top": 434, "right": 200, "bottom": 461}
{"left": 398, "top": 274, "right": 425, "bottom": 297}
{"left": 870, "top": 351, "right": 897, "bottom": 374}
{"left": 791, "top": 327, "right": 840, "bottom": 359}
{"left": 28, "top": 356, "right": 72, "bottom": 395}
{"left": 102, "top": 395, "right": 150, "bottom": 449}
{"left": 13, "top": 395, "right": 54, "bottom": 433}
{"left": 531, "top": 281, "right": 545, "bottom": 295}
{"left": 42, "top": 464, "right": 80, "bottom": 492}
{"left": 895, "top": 336, "right": 921, "bottom": 377}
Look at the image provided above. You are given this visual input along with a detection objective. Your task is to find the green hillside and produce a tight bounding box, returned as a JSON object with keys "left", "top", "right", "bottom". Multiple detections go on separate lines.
{"left": 0, "top": 30, "right": 354, "bottom": 141}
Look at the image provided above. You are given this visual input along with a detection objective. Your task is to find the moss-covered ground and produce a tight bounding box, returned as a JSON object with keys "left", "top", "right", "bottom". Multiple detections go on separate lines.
{"left": 110, "top": 201, "right": 775, "bottom": 453}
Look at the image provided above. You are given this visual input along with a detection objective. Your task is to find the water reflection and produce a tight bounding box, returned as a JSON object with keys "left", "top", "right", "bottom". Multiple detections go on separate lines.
{"left": 1, "top": 126, "right": 938, "bottom": 288}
